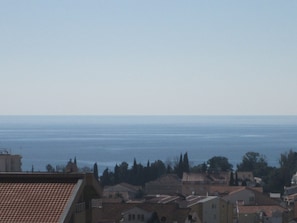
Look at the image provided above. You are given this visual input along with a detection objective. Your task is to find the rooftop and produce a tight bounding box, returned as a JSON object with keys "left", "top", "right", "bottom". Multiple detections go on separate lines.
{"left": 238, "top": 205, "right": 287, "bottom": 217}
{"left": 0, "top": 173, "right": 87, "bottom": 223}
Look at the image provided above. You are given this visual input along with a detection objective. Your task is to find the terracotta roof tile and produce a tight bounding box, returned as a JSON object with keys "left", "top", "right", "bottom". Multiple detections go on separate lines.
{"left": 94, "top": 203, "right": 190, "bottom": 223}
{"left": 238, "top": 205, "right": 287, "bottom": 217}
{"left": 0, "top": 182, "right": 76, "bottom": 223}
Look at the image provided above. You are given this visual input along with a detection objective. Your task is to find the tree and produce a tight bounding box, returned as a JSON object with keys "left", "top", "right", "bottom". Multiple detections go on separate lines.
{"left": 93, "top": 162, "right": 99, "bottom": 181}
{"left": 166, "top": 164, "right": 173, "bottom": 174}
{"left": 46, "top": 164, "right": 55, "bottom": 172}
{"left": 207, "top": 156, "right": 233, "bottom": 172}
{"left": 235, "top": 171, "right": 239, "bottom": 186}
{"left": 114, "top": 164, "right": 120, "bottom": 184}
{"left": 183, "top": 152, "right": 190, "bottom": 173}
{"left": 100, "top": 168, "right": 112, "bottom": 186}
{"left": 237, "top": 152, "right": 269, "bottom": 177}
{"left": 56, "top": 165, "right": 66, "bottom": 173}
{"left": 279, "top": 149, "right": 297, "bottom": 187}
{"left": 174, "top": 153, "right": 190, "bottom": 178}
{"left": 150, "top": 160, "right": 166, "bottom": 180}
{"left": 229, "top": 172, "right": 234, "bottom": 186}
{"left": 264, "top": 167, "right": 282, "bottom": 192}
{"left": 176, "top": 153, "right": 183, "bottom": 178}
{"left": 190, "top": 162, "right": 207, "bottom": 173}
{"left": 80, "top": 166, "right": 92, "bottom": 173}
{"left": 130, "top": 158, "right": 144, "bottom": 185}
{"left": 118, "top": 161, "right": 129, "bottom": 183}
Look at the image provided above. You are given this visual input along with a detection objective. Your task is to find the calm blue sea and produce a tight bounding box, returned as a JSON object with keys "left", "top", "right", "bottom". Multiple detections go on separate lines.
{"left": 0, "top": 116, "right": 297, "bottom": 173}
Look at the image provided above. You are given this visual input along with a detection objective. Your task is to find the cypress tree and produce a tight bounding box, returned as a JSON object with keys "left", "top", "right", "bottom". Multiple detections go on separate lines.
{"left": 178, "top": 153, "right": 183, "bottom": 178}
{"left": 229, "top": 172, "right": 234, "bottom": 186}
{"left": 114, "top": 164, "right": 119, "bottom": 184}
{"left": 183, "top": 152, "right": 190, "bottom": 173}
{"left": 235, "top": 171, "right": 239, "bottom": 186}
{"left": 93, "top": 162, "right": 99, "bottom": 181}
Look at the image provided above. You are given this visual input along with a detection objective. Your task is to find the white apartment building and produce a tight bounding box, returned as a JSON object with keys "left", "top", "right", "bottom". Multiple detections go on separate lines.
{"left": 0, "top": 149, "right": 22, "bottom": 172}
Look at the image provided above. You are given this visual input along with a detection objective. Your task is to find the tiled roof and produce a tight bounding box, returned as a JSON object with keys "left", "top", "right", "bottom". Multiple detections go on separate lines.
{"left": 182, "top": 172, "right": 207, "bottom": 182}
{"left": 145, "top": 195, "right": 180, "bottom": 204}
{"left": 94, "top": 202, "right": 190, "bottom": 223}
{"left": 104, "top": 183, "right": 141, "bottom": 193}
{"left": 182, "top": 172, "right": 229, "bottom": 184}
{"left": 224, "top": 187, "right": 279, "bottom": 206}
{"left": 0, "top": 182, "right": 76, "bottom": 222}
{"left": 0, "top": 173, "right": 81, "bottom": 223}
{"left": 247, "top": 187, "right": 279, "bottom": 206}
{"left": 238, "top": 205, "right": 287, "bottom": 217}
{"left": 182, "top": 183, "right": 246, "bottom": 196}
{"left": 146, "top": 174, "right": 181, "bottom": 184}
{"left": 237, "top": 171, "right": 254, "bottom": 181}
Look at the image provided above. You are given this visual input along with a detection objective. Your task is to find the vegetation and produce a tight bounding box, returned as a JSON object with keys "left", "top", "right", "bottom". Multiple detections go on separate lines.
{"left": 100, "top": 152, "right": 190, "bottom": 186}
{"left": 45, "top": 149, "right": 297, "bottom": 193}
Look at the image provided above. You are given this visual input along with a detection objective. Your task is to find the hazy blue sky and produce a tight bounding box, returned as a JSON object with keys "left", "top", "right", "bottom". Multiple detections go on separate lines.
{"left": 1, "top": 1, "right": 296, "bottom": 115}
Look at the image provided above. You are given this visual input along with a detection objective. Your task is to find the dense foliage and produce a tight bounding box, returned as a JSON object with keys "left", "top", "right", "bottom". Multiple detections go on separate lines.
{"left": 46, "top": 150, "right": 297, "bottom": 193}
{"left": 100, "top": 152, "right": 190, "bottom": 186}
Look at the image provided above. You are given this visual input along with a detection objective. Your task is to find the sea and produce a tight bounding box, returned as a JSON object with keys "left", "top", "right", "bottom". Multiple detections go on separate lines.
{"left": 0, "top": 115, "right": 297, "bottom": 173}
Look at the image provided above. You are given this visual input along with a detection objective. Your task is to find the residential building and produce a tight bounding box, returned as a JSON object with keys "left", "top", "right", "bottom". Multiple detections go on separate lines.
{"left": 103, "top": 183, "right": 142, "bottom": 201}
{"left": 121, "top": 207, "right": 156, "bottom": 223}
{"left": 92, "top": 202, "right": 190, "bottom": 223}
{"left": 182, "top": 172, "right": 230, "bottom": 185}
{"left": 0, "top": 149, "right": 22, "bottom": 172}
{"left": 237, "top": 171, "right": 258, "bottom": 186}
{"left": 237, "top": 205, "right": 287, "bottom": 223}
{"left": 145, "top": 194, "right": 180, "bottom": 204}
{"left": 145, "top": 174, "right": 182, "bottom": 195}
{"left": 179, "top": 195, "right": 224, "bottom": 223}
{"left": 65, "top": 158, "right": 78, "bottom": 173}
{"left": 284, "top": 185, "right": 297, "bottom": 205}
{"left": 224, "top": 187, "right": 290, "bottom": 223}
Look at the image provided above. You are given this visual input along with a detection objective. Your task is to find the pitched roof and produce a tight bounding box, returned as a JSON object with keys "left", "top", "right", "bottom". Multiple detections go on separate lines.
{"left": 182, "top": 172, "right": 207, "bottom": 182}
{"left": 147, "top": 174, "right": 181, "bottom": 184}
{"left": 238, "top": 205, "right": 287, "bottom": 217}
{"left": 0, "top": 173, "right": 87, "bottom": 223}
{"left": 182, "top": 183, "right": 246, "bottom": 196}
{"left": 182, "top": 172, "right": 230, "bottom": 184}
{"left": 224, "top": 187, "right": 279, "bottom": 206}
{"left": 237, "top": 171, "right": 254, "bottom": 181}
{"left": 104, "top": 183, "right": 141, "bottom": 193}
{"left": 94, "top": 202, "right": 190, "bottom": 223}
{"left": 145, "top": 194, "right": 180, "bottom": 204}
{"left": 145, "top": 174, "right": 182, "bottom": 195}
{"left": 284, "top": 185, "right": 297, "bottom": 195}
{"left": 246, "top": 187, "right": 279, "bottom": 206}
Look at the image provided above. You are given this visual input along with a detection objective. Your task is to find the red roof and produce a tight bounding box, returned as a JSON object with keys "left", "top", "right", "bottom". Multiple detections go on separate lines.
{"left": 238, "top": 205, "right": 287, "bottom": 217}
{"left": 0, "top": 174, "right": 82, "bottom": 223}
{"left": 0, "top": 182, "right": 76, "bottom": 223}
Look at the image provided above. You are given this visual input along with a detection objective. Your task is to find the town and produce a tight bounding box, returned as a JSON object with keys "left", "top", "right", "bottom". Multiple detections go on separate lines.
{"left": 1, "top": 149, "right": 297, "bottom": 223}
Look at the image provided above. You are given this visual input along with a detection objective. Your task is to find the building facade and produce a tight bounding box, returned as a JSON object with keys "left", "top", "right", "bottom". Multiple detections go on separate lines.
{"left": 0, "top": 149, "right": 22, "bottom": 172}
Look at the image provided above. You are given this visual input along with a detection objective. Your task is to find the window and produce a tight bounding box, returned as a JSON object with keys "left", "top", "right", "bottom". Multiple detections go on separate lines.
{"left": 128, "top": 214, "right": 131, "bottom": 221}
{"left": 75, "top": 202, "right": 85, "bottom": 213}
{"left": 249, "top": 196, "right": 255, "bottom": 202}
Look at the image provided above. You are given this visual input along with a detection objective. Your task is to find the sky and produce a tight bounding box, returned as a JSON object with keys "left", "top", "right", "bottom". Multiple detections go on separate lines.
{"left": 0, "top": 1, "right": 297, "bottom": 116}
